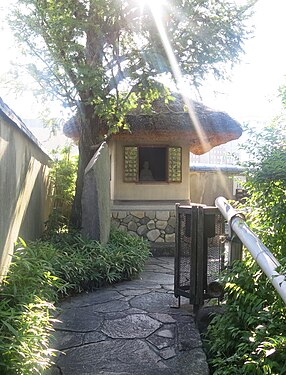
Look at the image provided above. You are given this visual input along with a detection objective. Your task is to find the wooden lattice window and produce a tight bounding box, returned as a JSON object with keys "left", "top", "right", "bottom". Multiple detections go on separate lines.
{"left": 124, "top": 146, "right": 138, "bottom": 182}
{"left": 168, "top": 147, "right": 182, "bottom": 182}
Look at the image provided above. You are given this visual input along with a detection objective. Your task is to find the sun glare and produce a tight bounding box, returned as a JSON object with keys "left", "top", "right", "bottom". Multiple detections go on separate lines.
{"left": 139, "top": 0, "right": 167, "bottom": 15}
{"left": 143, "top": 0, "right": 210, "bottom": 152}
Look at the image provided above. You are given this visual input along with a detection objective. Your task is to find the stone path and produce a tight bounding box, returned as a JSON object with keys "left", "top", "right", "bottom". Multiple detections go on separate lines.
{"left": 49, "top": 257, "right": 209, "bottom": 375}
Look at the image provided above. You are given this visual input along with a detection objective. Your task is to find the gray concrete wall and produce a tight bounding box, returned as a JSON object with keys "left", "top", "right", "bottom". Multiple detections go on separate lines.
{"left": 81, "top": 142, "right": 111, "bottom": 244}
{"left": 0, "top": 105, "right": 51, "bottom": 277}
{"left": 190, "top": 171, "right": 234, "bottom": 206}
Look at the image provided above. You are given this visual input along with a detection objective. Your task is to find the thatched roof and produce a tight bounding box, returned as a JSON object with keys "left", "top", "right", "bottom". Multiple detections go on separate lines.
{"left": 63, "top": 96, "right": 242, "bottom": 155}
{"left": 117, "top": 97, "right": 242, "bottom": 154}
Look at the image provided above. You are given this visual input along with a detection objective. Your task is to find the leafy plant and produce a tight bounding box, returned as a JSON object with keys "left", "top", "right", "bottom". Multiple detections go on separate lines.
{"left": 0, "top": 230, "right": 150, "bottom": 374}
{"left": 49, "top": 228, "right": 150, "bottom": 294}
{"left": 0, "top": 239, "right": 65, "bottom": 374}
{"left": 45, "top": 145, "right": 78, "bottom": 234}
{"left": 205, "top": 122, "right": 286, "bottom": 374}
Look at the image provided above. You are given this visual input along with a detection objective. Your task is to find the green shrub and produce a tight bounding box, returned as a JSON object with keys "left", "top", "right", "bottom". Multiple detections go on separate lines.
{"left": 205, "top": 124, "right": 286, "bottom": 374}
{"left": 0, "top": 239, "right": 65, "bottom": 374}
{"left": 206, "top": 257, "right": 286, "bottom": 374}
{"left": 49, "top": 228, "right": 150, "bottom": 293}
{"left": 45, "top": 145, "right": 78, "bottom": 234}
{"left": 0, "top": 230, "right": 150, "bottom": 374}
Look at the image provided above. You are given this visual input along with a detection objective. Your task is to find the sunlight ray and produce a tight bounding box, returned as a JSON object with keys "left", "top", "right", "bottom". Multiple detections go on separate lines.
{"left": 147, "top": 1, "right": 211, "bottom": 154}
{"left": 216, "top": 168, "right": 233, "bottom": 198}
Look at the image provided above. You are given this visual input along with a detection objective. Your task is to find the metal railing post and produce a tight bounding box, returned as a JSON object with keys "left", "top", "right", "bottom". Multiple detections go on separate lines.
{"left": 215, "top": 196, "right": 286, "bottom": 305}
{"left": 229, "top": 235, "right": 243, "bottom": 264}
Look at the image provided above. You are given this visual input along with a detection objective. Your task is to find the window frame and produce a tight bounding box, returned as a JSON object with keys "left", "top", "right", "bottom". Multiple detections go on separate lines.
{"left": 123, "top": 145, "right": 182, "bottom": 183}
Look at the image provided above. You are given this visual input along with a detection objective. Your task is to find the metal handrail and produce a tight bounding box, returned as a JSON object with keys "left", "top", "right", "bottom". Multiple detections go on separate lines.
{"left": 215, "top": 196, "right": 286, "bottom": 305}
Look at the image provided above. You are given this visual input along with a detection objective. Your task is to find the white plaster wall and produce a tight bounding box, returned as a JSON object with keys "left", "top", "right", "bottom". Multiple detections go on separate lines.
{"left": 109, "top": 139, "right": 190, "bottom": 201}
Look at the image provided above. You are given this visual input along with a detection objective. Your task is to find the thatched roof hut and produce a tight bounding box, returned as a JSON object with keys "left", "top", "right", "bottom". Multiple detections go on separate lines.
{"left": 63, "top": 96, "right": 242, "bottom": 154}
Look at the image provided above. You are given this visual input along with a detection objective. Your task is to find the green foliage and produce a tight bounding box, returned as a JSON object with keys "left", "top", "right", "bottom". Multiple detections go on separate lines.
{"left": 0, "top": 230, "right": 150, "bottom": 374}
{"left": 45, "top": 145, "right": 78, "bottom": 233}
{"left": 0, "top": 239, "right": 64, "bottom": 374}
{"left": 205, "top": 122, "right": 286, "bottom": 374}
{"left": 239, "top": 123, "right": 286, "bottom": 253}
{"left": 206, "top": 258, "right": 286, "bottom": 374}
{"left": 9, "top": 0, "right": 256, "bottom": 130}
{"left": 48, "top": 228, "right": 151, "bottom": 293}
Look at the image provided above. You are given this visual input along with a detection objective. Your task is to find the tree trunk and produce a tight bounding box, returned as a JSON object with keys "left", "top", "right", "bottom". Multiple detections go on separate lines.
{"left": 70, "top": 104, "right": 102, "bottom": 229}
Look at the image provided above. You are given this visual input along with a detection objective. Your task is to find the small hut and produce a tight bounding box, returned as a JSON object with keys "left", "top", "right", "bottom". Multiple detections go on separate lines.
{"left": 109, "top": 97, "right": 241, "bottom": 246}
{"left": 64, "top": 96, "right": 242, "bottom": 247}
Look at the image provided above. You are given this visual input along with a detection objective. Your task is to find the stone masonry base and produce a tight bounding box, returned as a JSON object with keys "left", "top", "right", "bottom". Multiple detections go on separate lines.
{"left": 111, "top": 209, "right": 176, "bottom": 245}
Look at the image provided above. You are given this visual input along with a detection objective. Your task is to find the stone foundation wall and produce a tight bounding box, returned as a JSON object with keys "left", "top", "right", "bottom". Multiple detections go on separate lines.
{"left": 112, "top": 210, "right": 176, "bottom": 244}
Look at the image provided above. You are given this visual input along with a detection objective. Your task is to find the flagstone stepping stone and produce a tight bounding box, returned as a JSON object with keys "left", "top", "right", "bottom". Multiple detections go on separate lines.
{"left": 139, "top": 271, "right": 174, "bottom": 284}
{"left": 54, "top": 306, "right": 104, "bottom": 332}
{"left": 147, "top": 324, "right": 175, "bottom": 349}
{"left": 101, "top": 314, "right": 162, "bottom": 338}
{"left": 89, "top": 299, "right": 130, "bottom": 313}
{"left": 118, "top": 288, "right": 151, "bottom": 297}
{"left": 147, "top": 334, "right": 174, "bottom": 350}
{"left": 81, "top": 290, "right": 123, "bottom": 305}
{"left": 103, "top": 308, "right": 147, "bottom": 320}
{"left": 130, "top": 291, "right": 177, "bottom": 313}
{"left": 159, "top": 347, "right": 176, "bottom": 360}
{"left": 57, "top": 339, "right": 172, "bottom": 375}
{"left": 83, "top": 331, "right": 107, "bottom": 345}
{"left": 59, "top": 289, "right": 123, "bottom": 309}
{"left": 52, "top": 330, "right": 84, "bottom": 350}
{"left": 156, "top": 327, "right": 175, "bottom": 338}
{"left": 148, "top": 313, "right": 176, "bottom": 324}
{"left": 114, "top": 280, "right": 162, "bottom": 290}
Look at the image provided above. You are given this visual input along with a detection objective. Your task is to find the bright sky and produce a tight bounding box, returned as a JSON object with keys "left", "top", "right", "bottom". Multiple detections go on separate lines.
{"left": 199, "top": 0, "right": 286, "bottom": 123}
{"left": 0, "top": 0, "right": 286, "bottom": 148}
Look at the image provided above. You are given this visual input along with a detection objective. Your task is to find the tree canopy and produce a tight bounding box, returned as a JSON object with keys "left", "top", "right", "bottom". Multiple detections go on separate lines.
{"left": 9, "top": 0, "right": 256, "bottom": 226}
{"left": 10, "top": 0, "right": 255, "bottom": 131}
